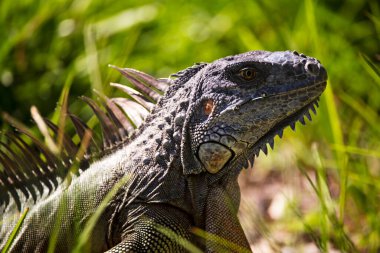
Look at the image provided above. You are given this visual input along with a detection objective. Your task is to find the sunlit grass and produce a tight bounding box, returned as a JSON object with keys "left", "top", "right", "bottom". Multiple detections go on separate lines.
{"left": 0, "top": 0, "right": 379, "bottom": 252}
{"left": 1, "top": 208, "right": 29, "bottom": 253}
{"left": 71, "top": 175, "right": 130, "bottom": 253}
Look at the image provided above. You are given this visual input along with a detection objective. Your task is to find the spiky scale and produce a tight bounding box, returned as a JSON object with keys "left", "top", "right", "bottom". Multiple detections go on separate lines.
{"left": 299, "top": 116, "right": 306, "bottom": 125}
{"left": 0, "top": 150, "right": 31, "bottom": 200}
{"left": 154, "top": 151, "right": 164, "bottom": 161}
{"left": 18, "top": 130, "right": 59, "bottom": 172}
{"left": 111, "top": 98, "right": 148, "bottom": 128}
{"left": 262, "top": 144, "right": 268, "bottom": 155}
{"left": 173, "top": 132, "right": 181, "bottom": 142}
{"left": 0, "top": 142, "right": 40, "bottom": 201}
{"left": 164, "top": 116, "right": 171, "bottom": 124}
{"left": 110, "top": 65, "right": 169, "bottom": 93}
{"left": 69, "top": 113, "right": 99, "bottom": 152}
{"left": 311, "top": 104, "right": 317, "bottom": 115}
{"left": 170, "top": 62, "right": 207, "bottom": 82}
{"left": 104, "top": 102, "right": 131, "bottom": 139}
{"left": 81, "top": 96, "right": 121, "bottom": 148}
{"left": 44, "top": 119, "right": 78, "bottom": 158}
{"left": 174, "top": 114, "right": 185, "bottom": 126}
{"left": 162, "top": 139, "right": 171, "bottom": 149}
{"left": 4, "top": 132, "right": 54, "bottom": 194}
{"left": 110, "top": 66, "right": 161, "bottom": 102}
{"left": 0, "top": 170, "right": 21, "bottom": 210}
{"left": 11, "top": 133, "right": 55, "bottom": 180}
{"left": 110, "top": 83, "right": 154, "bottom": 111}
{"left": 165, "top": 128, "right": 174, "bottom": 136}
{"left": 143, "top": 158, "right": 151, "bottom": 165}
{"left": 94, "top": 91, "right": 135, "bottom": 138}
{"left": 269, "top": 138, "right": 275, "bottom": 150}
{"left": 305, "top": 110, "right": 312, "bottom": 121}
{"left": 277, "top": 129, "right": 284, "bottom": 138}
{"left": 0, "top": 180, "right": 10, "bottom": 208}
{"left": 0, "top": 65, "right": 172, "bottom": 223}
{"left": 290, "top": 122, "right": 296, "bottom": 131}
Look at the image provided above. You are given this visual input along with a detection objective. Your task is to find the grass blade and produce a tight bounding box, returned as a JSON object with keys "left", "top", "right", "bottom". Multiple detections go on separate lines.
{"left": 71, "top": 174, "right": 130, "bottom": 253}
{"left": 1, "top": 208, "right": 29, "bottom": 253}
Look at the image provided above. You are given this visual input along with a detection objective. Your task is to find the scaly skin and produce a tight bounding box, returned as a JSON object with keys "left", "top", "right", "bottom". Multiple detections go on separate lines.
{"left": 0, "top": 50, "right": 327, "bottom": 252}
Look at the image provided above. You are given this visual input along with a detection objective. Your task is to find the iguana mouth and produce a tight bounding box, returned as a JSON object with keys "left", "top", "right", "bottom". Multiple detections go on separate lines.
{"left": 249, "top": 94, "right": 323, "bottom": 158}
{"left": 205, "top": 96, "right": 323, "bottom": 183}
{"left": 208, "top": 90, "right": 324, "bottom": 177}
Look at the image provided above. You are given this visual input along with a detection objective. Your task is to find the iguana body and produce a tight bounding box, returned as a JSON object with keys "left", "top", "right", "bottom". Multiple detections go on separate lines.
{"left": 0, "top": 50, "right": 327, "bottom": 252}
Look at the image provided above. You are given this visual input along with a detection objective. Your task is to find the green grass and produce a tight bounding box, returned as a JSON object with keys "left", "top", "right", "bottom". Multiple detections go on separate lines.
{"left": 0, "top": 0, "right": 379, "bottom": 252}
{"left": 1, "top": 208, "right": 29, "bottom": 253}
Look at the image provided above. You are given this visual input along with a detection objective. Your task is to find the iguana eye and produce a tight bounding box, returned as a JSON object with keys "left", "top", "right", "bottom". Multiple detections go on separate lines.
{"left": 239, "top": 67, "right": 256, "bottom": 81}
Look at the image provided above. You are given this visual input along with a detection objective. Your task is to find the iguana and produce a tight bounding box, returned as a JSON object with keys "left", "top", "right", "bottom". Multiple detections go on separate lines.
{"left": 0, "top": 50, "right": 327, "bottom": 252}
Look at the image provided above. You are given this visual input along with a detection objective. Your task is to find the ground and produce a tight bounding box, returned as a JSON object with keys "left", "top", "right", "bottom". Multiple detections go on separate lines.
{"left": 239, "top": 141, "right": 341, "bottom": 253}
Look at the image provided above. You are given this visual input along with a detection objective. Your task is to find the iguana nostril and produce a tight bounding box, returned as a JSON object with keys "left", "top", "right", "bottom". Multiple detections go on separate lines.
{"left": 305, "top": 62, "right": 320, "bottom": 76}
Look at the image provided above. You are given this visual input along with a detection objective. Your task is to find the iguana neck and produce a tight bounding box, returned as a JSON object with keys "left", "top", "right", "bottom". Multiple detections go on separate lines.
{"left": 126, "top": 83, "right": 191, "bottom": 172}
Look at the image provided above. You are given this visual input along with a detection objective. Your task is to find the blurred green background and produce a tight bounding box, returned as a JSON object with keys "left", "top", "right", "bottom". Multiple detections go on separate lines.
{"left": 0, "top": 0, "right": 379, "bottom": 252}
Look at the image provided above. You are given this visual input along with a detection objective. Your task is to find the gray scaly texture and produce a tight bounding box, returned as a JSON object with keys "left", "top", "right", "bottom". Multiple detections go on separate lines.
{"left": 0, "top": 50, "right": 327, "bottom": 252}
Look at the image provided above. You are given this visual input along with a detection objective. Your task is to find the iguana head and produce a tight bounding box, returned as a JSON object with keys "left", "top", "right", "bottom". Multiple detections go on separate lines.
{"left": 180, "top": 50, "right": 327, "bottom": 176}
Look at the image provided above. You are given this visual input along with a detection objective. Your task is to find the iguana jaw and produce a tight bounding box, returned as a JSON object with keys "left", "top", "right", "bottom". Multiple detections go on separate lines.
{"left": 248, "top": 95, "right": 322, "bottom": 159}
